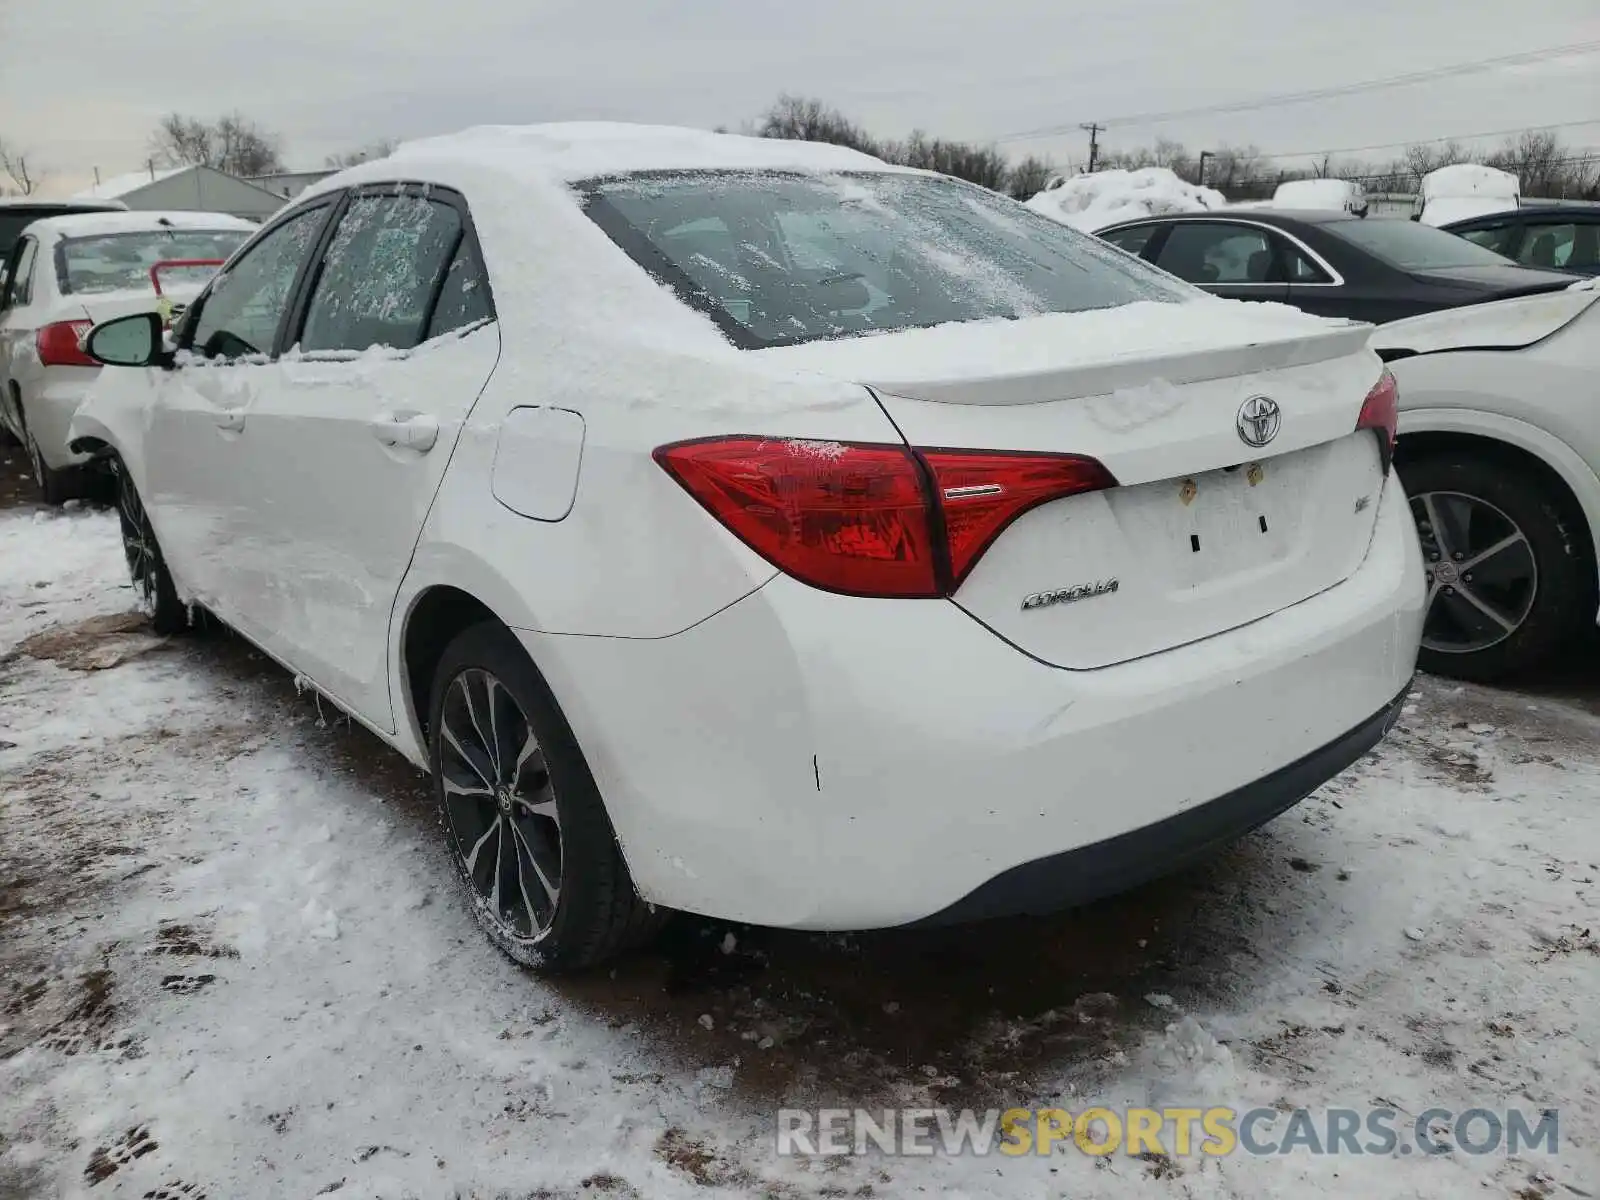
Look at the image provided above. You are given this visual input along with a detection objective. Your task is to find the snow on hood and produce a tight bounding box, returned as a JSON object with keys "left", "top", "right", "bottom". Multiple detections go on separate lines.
{"left": 1370, "top": 289, "right": 1598, "bottom": 356}
{"left": 1025, "top": 168, "right": 1227, "bottom": 233}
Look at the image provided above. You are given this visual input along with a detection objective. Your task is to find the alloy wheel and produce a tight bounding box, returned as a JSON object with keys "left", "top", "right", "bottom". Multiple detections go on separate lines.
{"left": 117, "top": 466, "right": 161, "bottom": 611}
{"left": 439, "top": 668, "right": 563, "bottom": 942}
{"left": 1410, "top": 490, "right": 1537, "bottom": 655}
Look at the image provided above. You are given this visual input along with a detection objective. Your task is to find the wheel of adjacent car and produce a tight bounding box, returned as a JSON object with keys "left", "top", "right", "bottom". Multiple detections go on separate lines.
{"left": 428, "top": 621, "right": 665, "bottom": 971}
{"left": 1404, "top": 453, "right": 1591, "bottom": 682}
{"left": 24, "top": 428, "right": 77, "bottom": 507}
{"left": 111, "top": 456, "right": 187, "bottom": 635}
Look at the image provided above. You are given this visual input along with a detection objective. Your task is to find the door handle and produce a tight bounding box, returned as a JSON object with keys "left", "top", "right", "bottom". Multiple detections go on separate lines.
{"left": 369, "top": 413, "right": 439, "bottom": 452}
{"left": 214, "top": 410, "right": 245, "bottom": 432}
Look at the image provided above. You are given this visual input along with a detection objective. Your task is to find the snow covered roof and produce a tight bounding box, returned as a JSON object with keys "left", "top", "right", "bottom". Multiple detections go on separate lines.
{"left": 1272, "top": 179, "right": 1365, "bottom": 213}
{"left": 71, "top": 165, "right": 193, "bottom": 201}
{"left": 1420, "top": 163, "right": 1519, "bottom": 202}
{"left": 1024, "top": 168, "right": 1227, "bottom": 233}
{"left": 23, "top": 210, "right": 258, "bottom": 241}
{"left": 329, "top": 122, "right": 901, "bottom": 187}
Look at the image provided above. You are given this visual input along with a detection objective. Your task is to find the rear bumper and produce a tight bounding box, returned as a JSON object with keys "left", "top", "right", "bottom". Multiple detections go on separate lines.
{"left": 910, "top": 687, "right": 1406, "bottom": 926}
{"left": 521, "top": 471, "right": 1424, "bottom": 929}
{"left": 19, "top": 370, "right": 96, "bottom": 469}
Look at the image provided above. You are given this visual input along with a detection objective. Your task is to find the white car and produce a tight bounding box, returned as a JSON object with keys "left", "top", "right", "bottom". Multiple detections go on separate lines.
{"left": 70, "top": 124, "right": 1423, "bottom": 970}
{"left": 1375, "top": 286, "right": 1600, "bottom": 681}
{"left": 1271, "top": 178, "right": 1368, "bottom": 217}
{"left": 0, "top": 210, "right": 254, "bottom": 502}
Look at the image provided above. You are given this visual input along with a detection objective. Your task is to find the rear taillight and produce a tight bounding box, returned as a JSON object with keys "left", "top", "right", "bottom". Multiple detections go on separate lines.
{"left": 1357, "top": 369, "right": 1398, "bottom": 472}
{"left": 653, "top": 437, "right": 1116, "bottom": 598}
{"left": 36, "top": 320, "right": 96, "bottom": 368}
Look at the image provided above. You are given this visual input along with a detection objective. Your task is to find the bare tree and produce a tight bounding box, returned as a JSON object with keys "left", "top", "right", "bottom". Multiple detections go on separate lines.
{"left": 1006, "top": 155, "right": 1054, "bottom": 200}
{"left": 325, "top": 138, "right": 399, "bottom": 169}
{"left": 151, "top": 112, "right": 284, "bottom": 177}
{"left": 0, "top": 138, "right": 42, "bottom": 195}
{"left": 756, "top": 95, "right": 881, "bottom": 156}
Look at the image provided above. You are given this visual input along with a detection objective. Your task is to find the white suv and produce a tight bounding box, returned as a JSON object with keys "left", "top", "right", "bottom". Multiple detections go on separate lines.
{"left": 72, "top": 124, "right": 1423, "bottom": 970}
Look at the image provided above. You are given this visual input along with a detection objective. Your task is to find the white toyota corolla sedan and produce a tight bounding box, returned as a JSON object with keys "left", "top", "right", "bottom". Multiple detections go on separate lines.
{"left": 71, "top": 124, "right": 1424, "bottom": 969}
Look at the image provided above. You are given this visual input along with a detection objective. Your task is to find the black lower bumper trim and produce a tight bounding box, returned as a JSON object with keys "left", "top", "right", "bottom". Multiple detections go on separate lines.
{"left": 906, "top": 686, "right": 1409, "bottom": 928}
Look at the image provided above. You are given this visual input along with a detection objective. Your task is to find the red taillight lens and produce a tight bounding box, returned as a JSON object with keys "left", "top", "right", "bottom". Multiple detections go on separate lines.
{"left": 921, "top": 449, "right": 1116, "bottom": 587}
{"left": 1357, "top": 369, "right": 1398, "bottom": 472}
{"left": 654, "top": 437, "right": 1116, "bottom": 598}
{"left": 36, "top": 320, "right": 96, "bottom": 368}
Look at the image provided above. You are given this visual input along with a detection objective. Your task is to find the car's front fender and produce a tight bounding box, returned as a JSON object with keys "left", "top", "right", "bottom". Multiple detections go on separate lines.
{"left": 66, "top": 367, "right": 163, "bottom": 492}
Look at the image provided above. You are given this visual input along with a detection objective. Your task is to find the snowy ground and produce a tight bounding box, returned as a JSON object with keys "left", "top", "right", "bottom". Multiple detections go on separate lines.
{"left": 1, "top": 466, "right": 1598, "bottom": 1198}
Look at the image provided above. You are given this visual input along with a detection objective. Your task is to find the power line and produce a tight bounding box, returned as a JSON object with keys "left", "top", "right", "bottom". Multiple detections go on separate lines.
{"left": 996, "top": 40, "right": 1600, "bottom": 142}
{"left": 1255, "top": 118, "right": 1600, "bottom": 162}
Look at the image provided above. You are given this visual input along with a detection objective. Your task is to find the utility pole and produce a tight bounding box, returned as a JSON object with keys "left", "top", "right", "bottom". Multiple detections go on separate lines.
{"left": 1196, "top": 151, "right": 1213, "bottom": 187}
{"left": 1080, "top": 122, "right": 1103, "bottom": 173}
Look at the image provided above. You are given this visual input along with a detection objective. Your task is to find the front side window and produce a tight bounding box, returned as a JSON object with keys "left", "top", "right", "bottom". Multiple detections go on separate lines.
{"left": 582, "top": 170, "right": 1193, "bottom": 350}
{"left": 55, "top": 229, "right": 250, "bottom": 296}
{"left": 1328, "top": 219, "right": 1513, "bottom": 270}
{"left": 1102, "top": 225, "right": 1158, "bottom": 257}
{"left": 1517, "top": 222, "right": 1598, "bottom": 272}
{"left": 187, "top": 206, "right": 328, "bottom": 361}
{"left": 1155, "top": 223, "right": 1279, "bottom": 284}
{"left": 299, "top": 194, "right": 464, "bottom": 354}
{"left": 1457, "top": 224, "right": 1516, "bottom": 256}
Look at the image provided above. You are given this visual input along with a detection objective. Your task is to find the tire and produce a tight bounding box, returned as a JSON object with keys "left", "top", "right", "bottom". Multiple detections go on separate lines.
{"left": 111, "top": 456, "right": 187, "bottom": 635}
{"left": 428, "top": 621, "right": 665, "bottom": 971}
{"left": 1404, "top": 453, "right": 1592, "bottom": 682}
{"left": 24, "top": 428, "right": 83, "bottom": 506}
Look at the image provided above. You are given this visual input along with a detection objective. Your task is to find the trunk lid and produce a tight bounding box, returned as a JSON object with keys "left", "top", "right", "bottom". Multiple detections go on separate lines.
{"left": 757, "top": 300, "right": 1389, "bottom": 668}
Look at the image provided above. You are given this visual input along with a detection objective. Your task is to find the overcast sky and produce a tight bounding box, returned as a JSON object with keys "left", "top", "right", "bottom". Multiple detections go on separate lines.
{"left": 3, "top": 0, "right": 1596, "bottom": 197}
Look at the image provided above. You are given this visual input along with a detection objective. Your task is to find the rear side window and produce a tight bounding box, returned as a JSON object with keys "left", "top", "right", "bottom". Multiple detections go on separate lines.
{"left": 299, "top": 194, "right": 464, "bottom": 354}
{"left": 1155, "top": 223, "right": 1279, "bottom": 284}
{"left": 188, "top": 206, "right": 327, "bottom": 361}
{"left": 426, "top": 238, "right": 494, "bottom": 340}
{"left": 582, "top": 170, "right": 1193, "bottom": 350}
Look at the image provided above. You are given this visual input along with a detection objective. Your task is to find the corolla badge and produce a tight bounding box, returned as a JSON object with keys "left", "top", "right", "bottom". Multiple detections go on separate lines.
{"left": 1236, "top": 395, "right": 1282, "bottom": 448}
{"left": 1021, "top": 579, "right": 1119, "bottom": 611}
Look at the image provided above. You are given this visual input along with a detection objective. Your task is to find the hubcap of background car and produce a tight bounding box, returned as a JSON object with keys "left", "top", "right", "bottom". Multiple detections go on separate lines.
{"left": 1410, "top": 490, "right": 1537, "bottom": 655}
{"left": 439, "top": 668, "right": 562, "bottom": 940}
{"left": 117, "top": 471, "right": 159, "bottom": 608}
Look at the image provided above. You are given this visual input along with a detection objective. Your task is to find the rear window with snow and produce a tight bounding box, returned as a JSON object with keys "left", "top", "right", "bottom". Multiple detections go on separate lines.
{"left": 581, "top": 170, "right": 1194, "bottom": 349}
{"left": 56, "top": 229, "right": 249, "bottom": 295}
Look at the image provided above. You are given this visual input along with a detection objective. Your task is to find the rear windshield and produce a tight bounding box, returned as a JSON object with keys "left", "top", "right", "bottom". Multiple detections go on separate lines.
{"left": 1327, "top": 219, "right": 1514, "bottom": 271}
{"left": 581, "top": 170, "right": 1194, "bottom": 349}
{"left": 56, "top": 229, "right": 250, "bottom": 295}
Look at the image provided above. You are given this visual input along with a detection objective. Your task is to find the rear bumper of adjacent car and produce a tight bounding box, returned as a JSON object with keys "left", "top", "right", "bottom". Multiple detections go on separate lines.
{"left": 520, "top": 471, "right": 1425, "bottom": 930}
{"left": 20, "top": 368, "right": 96, "bottom": 469}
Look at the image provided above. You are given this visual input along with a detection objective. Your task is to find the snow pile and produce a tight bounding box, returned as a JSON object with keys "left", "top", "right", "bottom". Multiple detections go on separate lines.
{"left": 1271, "top": 178, "right": 1366, "bottom": 214}
{"left": 1025, "top": 168, "right": 1227, "bottom": 232}
{"left": 1420, "top": 164, "right": 1520, "bottom": 226}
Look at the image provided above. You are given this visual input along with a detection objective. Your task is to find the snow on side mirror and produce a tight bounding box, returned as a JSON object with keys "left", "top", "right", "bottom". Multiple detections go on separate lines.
{"left": 86, "top": 312, "right": 171, "bottom": 369}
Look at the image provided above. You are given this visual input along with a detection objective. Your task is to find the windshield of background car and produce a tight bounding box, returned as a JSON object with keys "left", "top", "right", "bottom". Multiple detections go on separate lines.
{"left": 56, "top": 229, "right": 251, "bottom": 295}
{"left": 1327, "top": 219, "right": 1518, "bottom": 271}
{"left": 581, "top": 170, "right": 1196, "bottom": 349}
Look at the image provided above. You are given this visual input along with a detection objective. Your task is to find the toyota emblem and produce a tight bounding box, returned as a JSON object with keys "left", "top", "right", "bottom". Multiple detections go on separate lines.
{"left": 1237, "top": 396, "right": 1281, "bottom": 448}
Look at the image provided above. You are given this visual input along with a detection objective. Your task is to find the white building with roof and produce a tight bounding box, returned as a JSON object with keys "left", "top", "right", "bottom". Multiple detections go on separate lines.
{"left": 71, "top": 164, "right": 283, "bottom": 221}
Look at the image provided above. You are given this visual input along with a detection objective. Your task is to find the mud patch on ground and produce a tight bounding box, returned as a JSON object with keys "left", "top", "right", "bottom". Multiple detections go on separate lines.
{"left": 11, "top": 611, "right": 168, "bottom": 672}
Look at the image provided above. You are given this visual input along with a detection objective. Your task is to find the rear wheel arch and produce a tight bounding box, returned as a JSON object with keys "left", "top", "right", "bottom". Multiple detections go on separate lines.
{"left": 400, "top": 585, "right": 505, "bottom": 747}
{"left": 1395, "top": 430, "right": 1596, "bottom": 576}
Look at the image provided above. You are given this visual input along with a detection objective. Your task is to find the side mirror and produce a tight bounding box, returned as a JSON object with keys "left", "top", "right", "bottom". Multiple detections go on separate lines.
{"left": 86, "top": 312, "right": 173, "bottom": 368}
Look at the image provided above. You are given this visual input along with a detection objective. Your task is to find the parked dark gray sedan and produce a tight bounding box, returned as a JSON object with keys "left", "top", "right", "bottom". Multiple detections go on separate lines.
{"left": 1096, "top": 209, "right": 1576, "bottom": 324}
